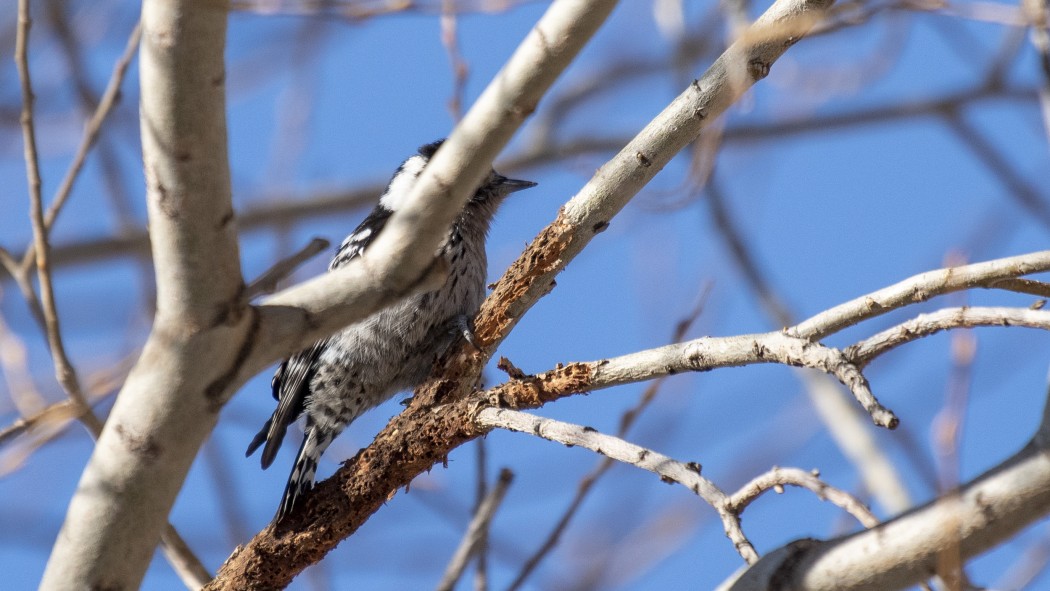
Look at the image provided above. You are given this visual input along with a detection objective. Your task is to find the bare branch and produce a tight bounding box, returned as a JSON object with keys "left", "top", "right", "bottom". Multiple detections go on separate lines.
{"left": 846, "top": 306, "right": 1050, "bottom": 368}
{"left": 789, "top": 250, "right": 1050, "bottom": 340}
{"left": 250, "top": 0, "right": 620, "bottom": 373}
{"left": 726, "top": 466, "right": 879, "bottom": 528}
{"left": 244, "top": 237, "right": 330, "bottom": 301}
{"left": 718, "top": 433, "right": 1050, "bottom": 590}
{"left": 475, "top": 408, "right": 759, "bottom": 563}
{"left": 587, "top": 331, "right": 897, "bottom": 428}
{"left": 706, "top": 177, "right": 913, "bottom": 513}
{"left": 17, "top": 20, "right": 143, "bottom": 274}
{"left": 476, "top": 0, "right": 835, "bottom": 353}
{"left": 435, "top": 468, "right": 514, "bottom": 591}
{"left": 19, "top": 8, "right": 102, "bottom": 439}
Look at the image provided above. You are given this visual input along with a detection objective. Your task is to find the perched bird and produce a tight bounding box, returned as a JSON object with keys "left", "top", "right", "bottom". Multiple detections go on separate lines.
{"left": 247, "top": 139, "right": 536, "bottom": 521}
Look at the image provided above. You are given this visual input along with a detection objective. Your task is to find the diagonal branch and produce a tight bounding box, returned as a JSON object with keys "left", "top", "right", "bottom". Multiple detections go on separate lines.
{"left": 475, "top": 0, "right": 835, "bottom": 353}
{"left": 249, "top": 0, "right": 621, "bottom": 377}
{"left": 475, "top": 408, "right": 758, "bottom": 562}
{"left": 435, "top": 467, "right": 514, "bottom": 591}
{"left": 789, "top": 250, "right": 1050, "bottom": 340}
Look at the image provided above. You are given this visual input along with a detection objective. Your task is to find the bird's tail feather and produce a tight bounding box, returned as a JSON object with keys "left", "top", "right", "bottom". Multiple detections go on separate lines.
{"left": 275, "top": 429, "right": 331, "bottom": 522}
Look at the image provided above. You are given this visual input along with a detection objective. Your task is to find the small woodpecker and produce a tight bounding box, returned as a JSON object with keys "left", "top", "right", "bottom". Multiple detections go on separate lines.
{"left": 246, "top": 139, "right": 536, "bottom": 521}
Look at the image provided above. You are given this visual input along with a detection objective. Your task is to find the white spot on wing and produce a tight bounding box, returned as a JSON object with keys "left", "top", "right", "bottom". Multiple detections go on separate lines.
{"left": 379, "top": 154, "right": 427, "bottom": 211}
{"left": 343, "top": 227, "right": 370, "bottom": 247}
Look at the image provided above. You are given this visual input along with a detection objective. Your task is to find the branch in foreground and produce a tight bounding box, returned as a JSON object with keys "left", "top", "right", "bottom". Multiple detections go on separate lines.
{"left": 249, "top": 0, "right": 619, "bottom": 376}
{"left": 719, "top": 429, "right": 1050, "bottom": 590}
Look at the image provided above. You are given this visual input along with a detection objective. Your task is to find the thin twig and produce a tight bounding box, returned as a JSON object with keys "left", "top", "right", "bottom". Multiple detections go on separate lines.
{"left": 160, "top": 524, "right": 214, "bottom": 590}
{"left": 436, "top": 468, "right": 514, "bottom": 591}
{"left": 845, "top": 307, "right": 1050, "bottom": 368}
{"left": 472, "top": 438, "right": 489, "bottom": 591}
{"left": 726, "top": 466, "right": 879, "bottom": 528}
{"left": 0, "top": 400, "right": 78, "bottom": 447}
{"left": 18, "top": 20, "right": 143, "bottom": 274}
{"left": 244, "top": 237, "right": 331, "bottom": 301}
{"left": 475, "top": 408, "right": 760, "bottom": 563}
{"left": 441, "top": 0, "right": 469, "bottom": 122}
{"left": 17, "top": 0, "right": 102, "bottom": 437}
{"left": 16, "top": 0, "right": 100, "bottom": 432}
{"left": 0, "top": 350, "right": 136, "bottom": 451}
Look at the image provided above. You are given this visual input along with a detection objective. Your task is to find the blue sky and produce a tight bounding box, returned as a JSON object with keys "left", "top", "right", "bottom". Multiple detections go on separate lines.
{"left": 3, "top": 0, "right": 1050, "bottom": 589}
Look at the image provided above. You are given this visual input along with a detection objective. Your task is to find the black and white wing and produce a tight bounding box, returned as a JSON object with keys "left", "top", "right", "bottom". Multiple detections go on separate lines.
{"left": 245, "top": 341, "right": 327, "bottom": 469}
{"left": 328, "top": 204, "right": 393, "bottom": 270}
{"left": 247, "top": 204, "right": 391, "bottom": 468}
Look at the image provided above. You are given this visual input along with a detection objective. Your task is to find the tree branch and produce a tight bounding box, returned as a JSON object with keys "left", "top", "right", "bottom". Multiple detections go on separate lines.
{"left": 476, "top": 407, "right": 760, "bottom": 562}
{"left": 17, "top": 19, "right": 142, "bottom": 275}
{"left": 435, "top": 467, "right": 514, "bottom": 591}
{"left": 718, "top": 413, "right": 1050, "bottom": 590}
{"left": 41, "top": 2, "right": 239, "bottom": 588}
{"left": 789, "top": 250, "right": 1050, "bottom": 340}
{"left": 846, "top": 306, "right": 1050, "bottom": 368}
{"left": 248, "top": 0, "right": 620, "bottom": 380}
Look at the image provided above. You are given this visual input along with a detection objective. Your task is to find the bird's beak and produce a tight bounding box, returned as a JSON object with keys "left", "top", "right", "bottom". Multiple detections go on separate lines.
{"left": 497, "top": 176, "right": 537, "bottom": 193}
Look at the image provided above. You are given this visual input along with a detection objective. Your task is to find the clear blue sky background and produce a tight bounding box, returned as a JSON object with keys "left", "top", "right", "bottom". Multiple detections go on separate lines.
{"left": 2, "top": 0, "right": 1050, "bottom": 589}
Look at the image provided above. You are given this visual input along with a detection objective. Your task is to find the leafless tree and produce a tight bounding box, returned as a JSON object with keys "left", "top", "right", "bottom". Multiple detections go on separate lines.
{"left": 4, "top": 0, "right": 1050, "bottom": 589}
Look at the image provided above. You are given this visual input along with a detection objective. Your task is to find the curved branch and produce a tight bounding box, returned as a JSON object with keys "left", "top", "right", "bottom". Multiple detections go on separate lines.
{"left": 789, "top": 250, "right": 1050, "bottom": 340}
{"left": 846, "top": 306, "right": 1050, "bottom": 368}
{"left": 726, "top": 466, "right": 879, "bottom": 529}
{"left": 475, "top": 408, "right": 758, "bottom": 563}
